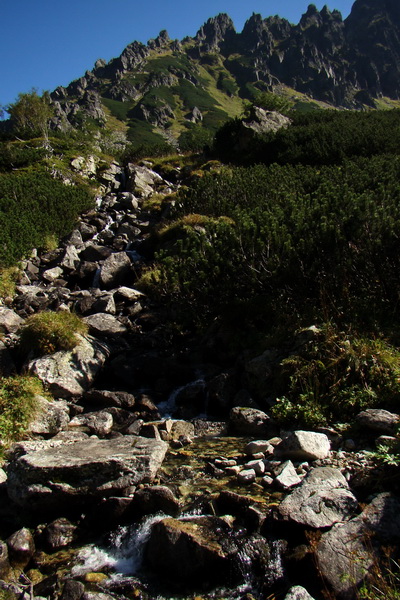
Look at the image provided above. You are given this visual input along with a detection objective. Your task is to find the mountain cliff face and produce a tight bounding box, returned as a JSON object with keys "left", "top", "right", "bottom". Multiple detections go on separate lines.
{"left": 49, "top": 0, "right": 400, "bottom": 144}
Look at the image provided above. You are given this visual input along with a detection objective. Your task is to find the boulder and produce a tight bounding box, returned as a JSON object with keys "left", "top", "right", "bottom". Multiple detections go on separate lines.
{"left": 113, "top": 286, "right": 144, "bottom": 302}
{"left": 99, "top": 252, "right": 132, "bottom": 290}
{"left": 28, "top": 397, "right": 70, "bottom": 436}
{"left": 83, "top": 389, "right": 136, "bottom": 410}
{"left": 83, "top": 313, "right": 127, "bottom": 337}
{"left": 42, "top": 266, "right": 64, "bottom": 283}
{"left": 42, "top": 518, "right": 77, "bottom": 550}
{"left": 131, "top": 485, "right": 180, "bottom": 517}
{"left": 245, "top": 440, "right": 274, "bottom": 456}
{"left": 158, "top": 419, "right": 195, "bottom": 441}
{"left": 7, "top": 528, "right": 35, "bottom": 568}
{"left": 229, "top": 407, "right": 276, "bottom": 437}
{"left": 284, "top": 587, "right": 316, "bottom": 600}
{"left": 28, "top": 335, "right": 110, "bottom": 398}
{"left": 145, "top": 516, "right": 241, "bottom": 588}
{"left": 0, "top": 307, "right": 24, "bottom": 334}
{"left": 69, "top": 410, "right": 114, "bottom": 437}
{"left": 355, "top": 409, "right": 399, "bottom": 434}
{"left": 79, "top": 245, "right": 112, "bottom": 262}
{"left": 60, "top": 579, "right": 85, "bottom": 600}
{"left": 279, "top": 467, "right": 358, "bottom": 528}
{"left": 316, "top": 493, "right": 400, "bottom": 599}
{"left": 126, "top": 165, "right": 164, "bottom": 198}
{"left": 277, "top": 431, "right": 330, "bottom": 461}
{"left": 91, "top": 292, "right": 116, "bottom": 315}
{"left": 274, "top": 461, "right": 302, "bottom": 490}
{"left": 7, "top": 435, "right": 168, "bottom": 512}
{"left": 242, "top": 107, "right": 291, "bottom": 137}
{"left": 60, "top": 245, "right": 80, "bottom": 271}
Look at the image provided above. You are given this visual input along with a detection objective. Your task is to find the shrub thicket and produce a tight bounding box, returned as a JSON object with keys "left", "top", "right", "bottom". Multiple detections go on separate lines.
{"left": 214, "top": 109, "right": 400, "bottom": 166}
{"left": 0, "top": 169, "right": 92, "bottom": 265}
{"left": 154, "top": 156, "right": 400, "bottom": 331}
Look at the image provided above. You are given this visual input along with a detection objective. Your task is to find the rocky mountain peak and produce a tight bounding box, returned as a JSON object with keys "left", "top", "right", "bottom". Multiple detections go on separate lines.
{"left": 299, "top": 3, "right": 322, "bottom": 28}
{"left": 195, "top": 13, "right": 236, "bottom": 50}
{"left": 241, "top": 13, "right": 273, "bottom": 50}
{"left": 148, "top": 29, "right": 171, "bottom": 50}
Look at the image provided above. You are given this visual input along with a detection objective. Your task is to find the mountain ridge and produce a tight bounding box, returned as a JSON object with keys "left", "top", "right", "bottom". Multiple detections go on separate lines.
{"left": 48, "top": 0, "right": 400, "bottom": 146}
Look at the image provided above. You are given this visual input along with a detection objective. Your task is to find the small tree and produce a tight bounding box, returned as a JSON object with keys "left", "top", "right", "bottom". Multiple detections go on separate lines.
{"left": 7, "top": 89, "right": 53, "bottom": 144}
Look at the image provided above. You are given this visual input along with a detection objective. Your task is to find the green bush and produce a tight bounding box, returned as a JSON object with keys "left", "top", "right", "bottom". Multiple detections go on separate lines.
{"left": 19, "top": 311, "right": 88, "bottom": 356}
{"left": 270, "top": 326, "right": 400, "bottom": 427}
{"left": 0, "top": 376, "right": 45, "bottom": 450}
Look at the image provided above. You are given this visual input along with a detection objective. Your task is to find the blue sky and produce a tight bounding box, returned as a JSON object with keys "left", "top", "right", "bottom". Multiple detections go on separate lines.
{"left": 1, "top": 0, "right": 354, "bottom": 111}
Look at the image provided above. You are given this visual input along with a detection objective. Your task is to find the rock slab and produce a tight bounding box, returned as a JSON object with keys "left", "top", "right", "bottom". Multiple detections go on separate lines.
{"left": 7, "top": 436, "right": 168, "bottom": 512}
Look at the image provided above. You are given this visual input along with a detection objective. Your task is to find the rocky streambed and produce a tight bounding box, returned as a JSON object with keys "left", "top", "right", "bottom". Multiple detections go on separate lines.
{"left": 0, "top": 159, "right": 399, "bottom": 600}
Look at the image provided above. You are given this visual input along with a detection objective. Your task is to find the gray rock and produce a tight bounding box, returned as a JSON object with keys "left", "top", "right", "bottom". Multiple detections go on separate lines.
{"left": 28, "top": 397, "right": 70, "bottom": 436}
{"left": 83, "top": 593, "right": 115, "bottom": 600}
{"left": 277, "top": 431, "right": 330, "bottom": 461}
{"left": 28, "top": 335, "right": 110, "bottom": 398}
{"left": 83, "top": 313, "right": 128, "bottom": 336}
{"left": 7, "top": 436, "right": 168, "bottom": 511}
{"left": 279, "top": 467, "right": 358, "bottom": 528}
{"left": 60, "top": 580, "right": 85, "bottom": 600}
{"left": 355, "top": 408, "right": 399, "bottom": 434}
{"left": 316, "top": 493, "right": 400, "bottom": 598}
{"left": 158, "top": 419, "right": 195, "bottom": 441}
{"left": 245, "top": 440, "right": 274, "bottom": 456}
{"left": 99, "top": 252, "right": 132, "bottom": 289}
{"left": 117, "top": 192, "right": 139, "bottom": 210}
{"left": 42, "top": 266, "right": 64, "bottom": 282}
{"left": 145, "top": 516, "right": 240, "bottom": 586}
{"left": 7, "top": 528, "right": 35, "bottom": 568}
{"left": 113, "top": 286, "right": 144, "bottom": 302}
{"left": 229, "top": 407, "right": 275, "bottom": 437}
{"left": 91, "top": 292, "right": 116, "bottom": 315}
{"left": 126, "top": 164, "right": 163, "bottom": 198}
{"left": 0, "top": 307, "right": 24, "bottom": 333}
{"left": 69, "top": 410, "right": 114, "bottom": 437}
{"left": 83, "top": 389, "right": 136, "bottom": 410}
{"left": 245, "top": 459, "right": 266, "bottom": 476}
{"left": 64, "top": 229, "right": 85, "bottom": 250}
{"left": 238, "top": 468, "right": 257, "bottom": 484}
{"left": 79, "top": 244, "right": 112, "bottom": 262}
{"left": 274, "top": 460, "right": 302, "bottom": 490}
{"left": 242, "top": 107, "right": 291, "bottom": 136}
{"left": 43, "top": 518, "right": 77, "bottom": 550}
{"left": 60, "top": 245, "right": 81, "bottom": 271}
{"left": 132, "top": 485, "right": 180, "bottom": 517}
{"left": 284, "top": 586, "right": 316, "bottom": 600}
